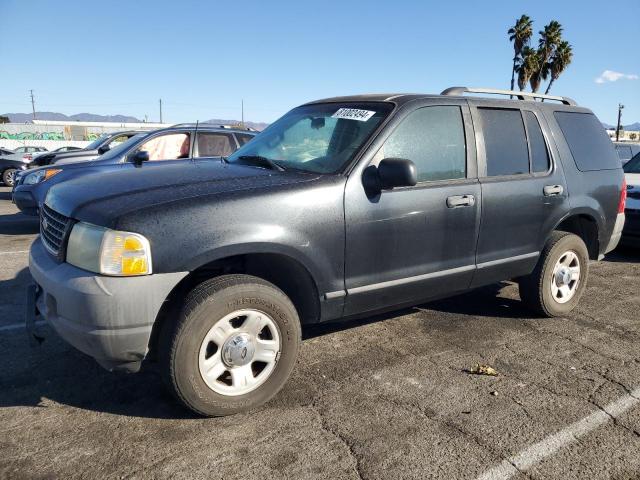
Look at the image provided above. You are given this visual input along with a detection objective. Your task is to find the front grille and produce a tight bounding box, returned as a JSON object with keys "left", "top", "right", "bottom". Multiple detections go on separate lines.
{"left": 40, "top": 204, "right": 73, "bottom": 260}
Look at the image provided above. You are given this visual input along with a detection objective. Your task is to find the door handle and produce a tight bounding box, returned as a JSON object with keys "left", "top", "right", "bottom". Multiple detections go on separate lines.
{"left": 446, "top": 194, "right": 475, "bottom": 208}
{"left": 543, "top": 185, "right": 564, "bottom": 197}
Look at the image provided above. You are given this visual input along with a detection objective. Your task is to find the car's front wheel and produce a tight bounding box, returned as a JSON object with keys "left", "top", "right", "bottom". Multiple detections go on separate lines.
{"left": 161, "top": 274, "right": 301, "bottom": 416}
{"left": 2, "top": 168, "right": 17, "bottom": 187}
{"left": 518, "top": 231, "right": 589, "bottom": 317}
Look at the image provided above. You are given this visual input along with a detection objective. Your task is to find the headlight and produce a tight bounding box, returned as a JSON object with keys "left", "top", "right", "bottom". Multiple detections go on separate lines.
{"left": 23, "top": 169, "right": 61, "bottom": 185}
{"left": 66, "top": 222, "right": 152, "bottom": 276}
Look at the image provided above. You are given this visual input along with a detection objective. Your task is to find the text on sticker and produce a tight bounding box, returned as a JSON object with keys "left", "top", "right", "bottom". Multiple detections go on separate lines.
{"left": 332, "top": 108, "right": 376, "bottom": 122}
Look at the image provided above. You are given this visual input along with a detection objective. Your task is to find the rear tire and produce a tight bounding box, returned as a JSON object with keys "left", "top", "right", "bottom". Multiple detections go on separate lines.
{"left": 161, "top": 274, "right": 301, "bottom": 416}
{"left": 518, "top": 231, "right": 589, "bottom": 317}
{"left": 2, "top": 168, "right": 17, "bottom": 187}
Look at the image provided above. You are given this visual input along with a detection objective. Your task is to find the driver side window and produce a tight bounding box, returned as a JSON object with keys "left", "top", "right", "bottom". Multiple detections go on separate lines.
{"left": 138, "top": 133, "right": 191, "bottom": 161}
{"left": 375, "top": 106, "right": 466, "bottom": 183}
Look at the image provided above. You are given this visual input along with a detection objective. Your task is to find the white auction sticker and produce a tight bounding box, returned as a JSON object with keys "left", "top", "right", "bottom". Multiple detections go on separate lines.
{"left": 331, "top": 108, "right": 376, "bottom": 122}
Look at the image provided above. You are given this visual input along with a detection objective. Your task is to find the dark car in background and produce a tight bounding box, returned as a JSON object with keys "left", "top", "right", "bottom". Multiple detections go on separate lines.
{"left": 622, "top": 152, "right": 640, "bottom": 246}
{"left": 0, "top": 147, "right": 15, "bottom": 157}
{"left": 13, "top": 124, "right": 256, "bottom": 215}
{"left": 29, "top": 130, "right": 145, "bottom": 168}
{"left": 0, "top": 156, "right": 28, "bottom": 186}
{"left": 614, "top": 142, "right": 640, "bottom": 166}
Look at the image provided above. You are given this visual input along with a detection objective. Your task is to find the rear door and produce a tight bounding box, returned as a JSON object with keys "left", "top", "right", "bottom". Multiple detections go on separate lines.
{"left": 469, "top": 101, "right": 570, "bottom": 287}
{"left": 194, "top": 131, "right": 237, "bottom": 159}
{"left": 343, "top": 99, "right": 481, "bottom": 315}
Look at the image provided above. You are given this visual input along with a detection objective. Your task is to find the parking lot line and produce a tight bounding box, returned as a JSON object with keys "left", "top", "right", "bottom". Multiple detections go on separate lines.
{"left": 476, "top": 386, "right": 640, "bottom": 480}
{"left": 0, "top": 320, "right": 45, "bottom": 332}
{"left": 0, "top": 250, "right": 29, "bottom": 255}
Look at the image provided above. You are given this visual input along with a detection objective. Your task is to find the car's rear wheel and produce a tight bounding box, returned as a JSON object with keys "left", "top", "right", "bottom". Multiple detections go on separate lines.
{"left": 161, "top": 274, "right": 301, "bottom": 416}
{"left": 518, "top": 231, "right": 589, "bottom": 317}
{"left": 2, "top": 168, "right": 17, "bottom": 187}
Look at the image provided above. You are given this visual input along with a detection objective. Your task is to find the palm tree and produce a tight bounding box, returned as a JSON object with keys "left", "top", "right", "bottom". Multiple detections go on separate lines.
{"left": 508, "top": 15, "right": 533, "bottom": 92}
{"left": 531, "top": 20, "right": 563, "bottom": 92}
{"left": 517, "top": 47, "right": 540, "bottom": 91}
{"left": 544, "top": 41, "right": 573, "bottom": 94}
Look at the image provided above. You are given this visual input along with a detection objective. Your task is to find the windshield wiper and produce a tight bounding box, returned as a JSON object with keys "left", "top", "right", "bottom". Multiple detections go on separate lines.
{"left": 236, "top": 155, "right": 286, "bottom": 172}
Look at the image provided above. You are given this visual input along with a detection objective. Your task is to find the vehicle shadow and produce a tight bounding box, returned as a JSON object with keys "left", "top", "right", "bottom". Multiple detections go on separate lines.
{"left": 0, "top": 281, "right": 528, "bottom": 420}
{"left": 0, "top": 213, "right": 39, "bottom": 235}
{"left": 604, "top": 246, "right": 640, "bottom": 263}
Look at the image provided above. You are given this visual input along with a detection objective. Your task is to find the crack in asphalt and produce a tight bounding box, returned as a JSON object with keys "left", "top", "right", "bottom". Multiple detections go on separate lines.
{"left": 310, "top": 398, "right": 364, "bottom": 480}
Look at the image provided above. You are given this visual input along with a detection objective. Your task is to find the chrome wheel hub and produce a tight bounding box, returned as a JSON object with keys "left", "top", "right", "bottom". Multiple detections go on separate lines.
{"left": 221, "top": 333, "right": 255, "bottom": 367}
{"left": 198, "top": 309, "right": 281, "bottom": 396}
{"left": 551, "top": 250, "right": 581, "bottom": 304}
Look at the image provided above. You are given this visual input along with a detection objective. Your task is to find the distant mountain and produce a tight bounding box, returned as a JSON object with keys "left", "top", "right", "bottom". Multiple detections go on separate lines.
{"left": 2, "top": 112, "right": 270, "bottom": 130}
{"left": 4, "top": 111, "right": 142, "bottom": 123}
{"left": 205, "top": 118, "right": 269, "bottom": 131}
{"left": 602, "top": 121, "right": 640, "bottom": 130}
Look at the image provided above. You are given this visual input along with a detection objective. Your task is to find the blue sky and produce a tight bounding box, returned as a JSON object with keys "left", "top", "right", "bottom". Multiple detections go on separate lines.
{"left": 1, "top": 0, "right": 638, "bottom": 125}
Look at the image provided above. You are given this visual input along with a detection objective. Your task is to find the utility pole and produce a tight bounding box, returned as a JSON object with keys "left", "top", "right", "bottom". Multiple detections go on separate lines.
{"left": 241, "top": 99, "right": 244, "bottom": 128}
{"left": 159, "top": 99, "right": 163, "bottom": 123}
{"left": 616, "top": 103, "right": 624, "bottom": 142}
{"left": 30, "top": 89, "right": 36, "bottom": 121}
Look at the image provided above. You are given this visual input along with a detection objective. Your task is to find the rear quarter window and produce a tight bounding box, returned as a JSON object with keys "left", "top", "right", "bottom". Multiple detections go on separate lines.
{"left": 554, "top": 112, "right": 619, "bottom": 171}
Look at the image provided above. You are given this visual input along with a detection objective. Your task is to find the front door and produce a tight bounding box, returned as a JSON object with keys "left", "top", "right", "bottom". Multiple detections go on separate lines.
{"left": 343, "top": 101, "right": 481, "bottom": 316}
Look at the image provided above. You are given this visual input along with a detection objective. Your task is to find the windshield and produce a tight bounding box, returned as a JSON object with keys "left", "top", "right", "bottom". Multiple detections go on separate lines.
{"left": 85, "top": 135, "right": 110, "bottom": 150}
{"left": 226, "top": 102, "right": 393, "bottom": 173}
{"left": 624, "top": 152, "right": 640, "bottom": 174}
{"left": 54, "top": 133, "right": 149, "bottom": 165}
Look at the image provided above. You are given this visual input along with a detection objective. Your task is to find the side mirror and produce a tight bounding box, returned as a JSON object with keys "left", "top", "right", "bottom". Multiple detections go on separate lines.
{"left": 131, "top": 150, "right": 150, "bottom": 167}
{"left": 363, "top": 158, "right": 417, "bottom": 194}
{"left": 97, "top": 144, "right": 110, "bottom": 154}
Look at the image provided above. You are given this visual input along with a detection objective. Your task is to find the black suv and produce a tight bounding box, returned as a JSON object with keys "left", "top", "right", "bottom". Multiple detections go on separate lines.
{"left": 27, "top": 87, "right": 625, "bottom": 416}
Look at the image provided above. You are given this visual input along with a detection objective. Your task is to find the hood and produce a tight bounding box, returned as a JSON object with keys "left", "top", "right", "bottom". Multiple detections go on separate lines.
{"left": 46, "top": 160, "right": 319, "bottom": 226}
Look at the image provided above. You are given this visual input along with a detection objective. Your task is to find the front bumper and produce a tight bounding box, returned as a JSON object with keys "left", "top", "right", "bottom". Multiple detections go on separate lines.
{"left": 28, "top": 238, "right": 188, "bottom": 371}
{"left": 12, "top": 187, "right": 38, "bottom": 216}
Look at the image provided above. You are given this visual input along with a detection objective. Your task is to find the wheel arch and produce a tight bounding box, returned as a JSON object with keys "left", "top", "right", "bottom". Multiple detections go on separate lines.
{"left": 147, "top": 247, "right": 322, "bottom": 359}
{"left": 553, "top": 211, "right": 600, "bottom": 260}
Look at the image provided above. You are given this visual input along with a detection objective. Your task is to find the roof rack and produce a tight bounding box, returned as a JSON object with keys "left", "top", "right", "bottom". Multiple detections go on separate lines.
{"left": 440, "top": 87, "right": 577, "bottom": 106}
{"left": 169, "top": 122, "right": 256, "bottom": 131}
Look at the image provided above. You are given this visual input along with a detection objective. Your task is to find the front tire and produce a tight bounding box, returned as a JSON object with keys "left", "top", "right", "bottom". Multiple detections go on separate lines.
{"left": 518, "top": 231, "right": 589, "bottom": 317}
{"left": 161, "top": 274, "right": 301, "bottom": 416}
{"left": 2, "top": 168, "right": 17, "bottom": 187}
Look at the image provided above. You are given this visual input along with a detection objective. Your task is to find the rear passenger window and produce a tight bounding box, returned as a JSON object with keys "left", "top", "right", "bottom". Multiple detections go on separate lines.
{"left": 554, "top": 112, "right": 620, "bottom": 171}
{"left": 377, "top": 106, "right": 466, "bottom": 183}
{"left": 524, "top": 111, "right": 550, "bottom": 173}
{"left": 196, "top": 133, "right": 234, "bottom": 157}
{"left": 479, "top": 108, "right": 529, "bottom": 176}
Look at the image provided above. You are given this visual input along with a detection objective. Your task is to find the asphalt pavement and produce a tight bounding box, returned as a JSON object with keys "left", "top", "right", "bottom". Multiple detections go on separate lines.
{"left": 1, "top": 185, "right": 639, "bottom": 480}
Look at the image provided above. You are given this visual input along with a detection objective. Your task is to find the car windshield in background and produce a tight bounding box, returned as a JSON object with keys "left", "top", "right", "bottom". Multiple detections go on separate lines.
{"left": 99, "top": 133, "right": 149, "bottom": 158}
{"left": 85, "top": 135, "right": 110, "bottom": 150}
{"left": 226, "top": 102, "right": 393, "bottom": 174}
{"left": 624, "top": 152, "right": 640, "bottom": 174}
{"left": 55, "top": 133, "right": 149, "bottom": 165}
